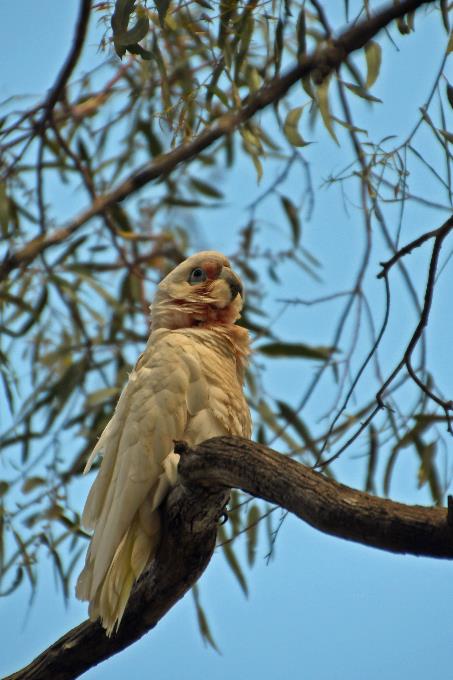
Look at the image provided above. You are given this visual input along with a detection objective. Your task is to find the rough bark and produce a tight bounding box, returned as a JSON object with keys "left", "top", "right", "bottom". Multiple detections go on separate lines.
{"left": 5, "top": 484, "right": 230, "bottom": 680}
{"left": 179, "top": 438, "right": 453, "bottom": 559}
{"left": 7, "top": 436, "right": 452, "bottom": 679}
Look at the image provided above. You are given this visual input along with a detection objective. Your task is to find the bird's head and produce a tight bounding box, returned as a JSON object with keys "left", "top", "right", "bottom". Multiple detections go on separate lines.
{"left": 151, "top": 251, "right": 244, "bottom": 330}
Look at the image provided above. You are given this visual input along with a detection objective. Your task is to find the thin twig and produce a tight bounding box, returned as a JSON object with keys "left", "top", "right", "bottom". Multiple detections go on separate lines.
{"left": 318, "top": 217, "right": 453, "bottom": 468}
{"left": 315, "top": 277, "right": 392, "bottom": 467}
{"left": 403, "top": 223, "right": 453, "bottom": 431}
{"left": 38, "top": 0, "right": 92, "bottom": 130}
{"left": 378, "top": 214, "right": 453, "bottom": 278}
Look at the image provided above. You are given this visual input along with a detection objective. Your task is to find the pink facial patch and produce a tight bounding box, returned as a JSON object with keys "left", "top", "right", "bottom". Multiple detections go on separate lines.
{"left": 202, "top": 260, "right": 222, "bottom": 280}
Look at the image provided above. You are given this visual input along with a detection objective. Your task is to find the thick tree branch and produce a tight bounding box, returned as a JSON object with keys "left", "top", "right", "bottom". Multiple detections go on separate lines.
{"left": 178, "top": 438, "right": 452, "bottom": 558}
{"left": 5, "top": 484, "right": 230, "bottom": 680}
{"left": 0, "top": 0, "right": 436, "bottom": 282}
{"left": 7, "top": 436, "right": 452, "bottom": 679}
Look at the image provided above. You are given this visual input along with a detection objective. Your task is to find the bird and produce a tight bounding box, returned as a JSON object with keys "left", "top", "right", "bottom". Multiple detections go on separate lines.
{"left": 76, "top": 251, "right": 251, "bottom": 635}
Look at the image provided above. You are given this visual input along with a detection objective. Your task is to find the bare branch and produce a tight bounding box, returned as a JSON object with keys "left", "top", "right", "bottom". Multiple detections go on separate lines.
{"left": 378, "top": 214, "right": 453, "bottom": 278}
{"left": 39, "top": 0, "right": 92, "bottom": 128}
{"left": 403, "top": 219, "right": 453, "bottom": 428}
{"left": 318, "top": 213, "right": 453, "bottom": 468}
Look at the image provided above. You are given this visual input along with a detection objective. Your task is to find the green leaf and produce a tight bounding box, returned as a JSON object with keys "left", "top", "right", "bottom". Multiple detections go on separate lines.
{"left": 0, "top": 567, "right": 24, "bottom": 597}
{"left": 111, "top": 0, "right": 135, "bottom": 34}
{"left": 274, "top": 18, "right": 284, "bottom": 75}
{"left": 234, "top": 13, "right": 254, "bottom": 79}
{"left": 419, "top": 106, "right": 434, "bottom": 126}
{"left": 301, "top": 75, "right": 314, "bottom": 100}
{"left": 109, "top": 203, "right": 134, "bottom": 233}
{"left": 152, "top": 38, "right": 171, "bottom": 110}
{"left": 415, "top": 439, "right": 441, "bottom": 505}
{"left": 333, "top": 117, "right": 368, "bottom": 135}
{"left": 192, "top": 585, "right": 220, "bottom": 651}
{"left": 206, "top": 84, "right": 229, "bottom": 108}
{"left": 439, "top": 129, "right": 453, "bottom": 144}
{"left": 227, "top": 489, "right": 241, "bottom": 536}
{"left": 283, "top": 107, "right": 310, "bottom": 147}
{"left": 0, "top": 182, "right": 9, "bottom": 236}
{"left": 21, "top": 477, "right": 46, "bottom": 494}
{"left": 251, "top": 154, "right": 263, "bottom": 183}
{"left": 296, "top": 8, "right": 306, "bottom": 60}
{"left": 42, "top": 534, "right": 70, "bottom": 602}
{"left": 316, "top": 79, "right": 339, "bottom": 145}
{"left": 113, "top": 2, "right": 149, "bottom": 45}
{"left": 396, "top": 15, "right": 411, "bottom": 35}
{"left": 446, "top": 82, "right": 453, "bottom": 109}
{"left": 365, "top": 425, "right": 378, "bottom": 493}
{"left": 365, "top": 41, "right": 382, "bottom": 89}
{"left": 137, "top": 119, "right": 163, "bottom": 156}
{"left": 276, "top": 400, "right": 319, "bottom": 459}
{"left": 53, "top": 236, "right": 87, "bottom": 266}
{"left": 280, "top": 196, "right": 301, "bottom": 246}
{"left": 9, "top": 286, "right": 48, "bottom": 337}
{"left": 384, "top": 421, "right": 430, "bottom": 496}
{"left": 447, "top": 31, "right": 453, "bottom": 54}
{"left": 344, "top": 82, "right": 382, "bottom": 103}
{"left": 218, "top": 525, "right": 248, "bottom": 595}
{"left": 154, "top": 0, "right": 171, "bottom": 25}
{"left": 246, "top": 505, "right": 260, "bottom": 566}
{"left": 440, "top": 0, "right": 449, "bottom": 32}
{"left": 257, "top": 399, "right": 300, "bottom": 451}
{"left": 189, "top": 177, "right": 224, "bottom": 199}
{"left": 12, "top": 530, "right": 36, "bottom": 592}
{"left": 125, "top": 43, "right": 153, "bottom": 60}
{"left": 413, "top": 413, "right": 453, "bottom": 425}
{"left": 257, "top": 342, "right": 336, "bottom": 360}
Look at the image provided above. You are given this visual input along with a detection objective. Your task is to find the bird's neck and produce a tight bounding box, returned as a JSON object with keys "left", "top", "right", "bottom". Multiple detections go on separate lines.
{"left": 201, "top": 323, "right": 251, "bottom": 381}
{"left": 150, "top": 323, "right": 250, "bottom": 381}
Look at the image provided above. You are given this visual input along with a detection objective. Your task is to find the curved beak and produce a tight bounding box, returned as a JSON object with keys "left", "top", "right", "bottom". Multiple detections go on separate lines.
{"left": 220, "top": 268, "right": 243, "bottom": 300}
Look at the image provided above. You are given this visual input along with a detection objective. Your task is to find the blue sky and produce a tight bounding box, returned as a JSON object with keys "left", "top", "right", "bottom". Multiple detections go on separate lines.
{"left": 1, "top": 2, "right": 453, "bottom": 678}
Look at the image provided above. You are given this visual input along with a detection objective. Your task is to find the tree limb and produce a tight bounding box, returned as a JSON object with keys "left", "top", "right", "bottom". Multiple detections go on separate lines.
{"left": 7, "top": 435, "right": 452, "bottom": 679}
{"left": 0, "top": 0, "right": 436, "bottom": 282}
{"left": 5, "top": 483, "right": 230, "bottom": 680}
{"left": 178, "top": 438, "right": 452, "bottom": 558}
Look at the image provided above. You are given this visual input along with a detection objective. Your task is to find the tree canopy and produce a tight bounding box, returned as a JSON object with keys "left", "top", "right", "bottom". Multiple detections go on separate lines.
{"left": 1, "top": 0, "right": 452, "bottom": 676}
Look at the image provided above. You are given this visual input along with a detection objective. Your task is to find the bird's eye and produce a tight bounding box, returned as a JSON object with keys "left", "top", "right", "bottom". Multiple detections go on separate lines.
{"left": 189, "top": 267, "right": 207, "bottom": 284}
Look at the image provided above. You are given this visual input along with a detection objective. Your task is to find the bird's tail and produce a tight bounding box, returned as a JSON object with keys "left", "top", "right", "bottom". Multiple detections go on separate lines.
{"left": 77, "top": 500, "right": 161, "bottom": 636}
{"left": 76, "top": 453, "right": 180, "bottom": 635}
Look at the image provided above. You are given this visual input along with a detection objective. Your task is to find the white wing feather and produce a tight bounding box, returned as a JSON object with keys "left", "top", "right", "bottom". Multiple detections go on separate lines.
{"left": 77, "top": 321, "right": 251, "bottom": 635}
{"left": 76, "top": 330, "right": 211, "bottom": 632}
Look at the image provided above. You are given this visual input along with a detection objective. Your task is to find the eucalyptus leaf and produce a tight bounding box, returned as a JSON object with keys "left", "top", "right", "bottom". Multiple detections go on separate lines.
{"left": 257, "top": 342, "right": 336, "bottom": 360}
{"left": 365, "top": 41, "right": 382, "bottom": 89}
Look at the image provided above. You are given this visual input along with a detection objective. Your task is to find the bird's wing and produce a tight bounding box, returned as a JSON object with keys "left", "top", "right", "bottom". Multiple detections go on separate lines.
{"left": 77, "top": 330, "right": 209, "bottom": 604}
{"left": 181, "top": 326, "right": 252, "bottom": 443}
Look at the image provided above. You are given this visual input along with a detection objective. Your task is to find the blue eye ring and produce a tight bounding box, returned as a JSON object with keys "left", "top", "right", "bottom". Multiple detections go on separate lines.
{"left": 189, "top": 267, "right": 207, "bottom": 284}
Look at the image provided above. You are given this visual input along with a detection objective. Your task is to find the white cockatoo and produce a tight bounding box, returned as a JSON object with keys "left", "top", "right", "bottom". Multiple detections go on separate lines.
{"left": 76, "top": 251, "right": 251, "bottom": 635}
